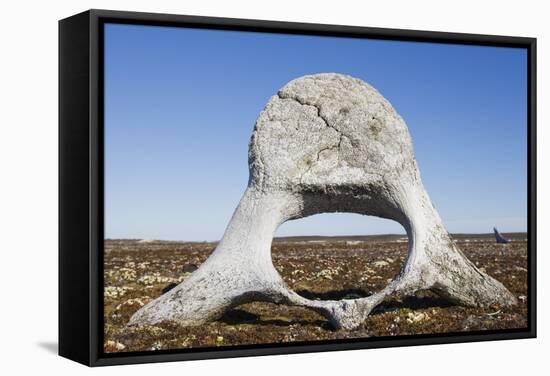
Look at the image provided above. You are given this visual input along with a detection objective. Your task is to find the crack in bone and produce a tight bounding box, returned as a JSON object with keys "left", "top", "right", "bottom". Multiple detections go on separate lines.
{"left": 276, "top": 92, "right": 349, "bottom": 184}
{"left": 277, "top": 91, "right": 351, "bottom": 142}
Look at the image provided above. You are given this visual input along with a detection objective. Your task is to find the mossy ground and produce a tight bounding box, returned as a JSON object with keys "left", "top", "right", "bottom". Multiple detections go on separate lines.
{"left": 103, "top": 236, "right": 528, "bottom": 353}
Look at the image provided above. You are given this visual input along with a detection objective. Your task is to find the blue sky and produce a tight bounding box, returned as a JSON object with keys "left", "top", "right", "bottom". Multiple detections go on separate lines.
{"left": 104, "top": 23, "right": 527, "bottom": 241}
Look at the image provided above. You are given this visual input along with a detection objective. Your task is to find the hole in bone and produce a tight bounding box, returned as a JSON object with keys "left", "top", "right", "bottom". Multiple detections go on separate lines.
{"left": 272, "top": 213, "right": 408, "bottom": 301}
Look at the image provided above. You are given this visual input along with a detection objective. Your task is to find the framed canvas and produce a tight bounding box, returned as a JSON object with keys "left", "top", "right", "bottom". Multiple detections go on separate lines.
{"left": 59, "top": 9, "right": 536, "bottom": 366}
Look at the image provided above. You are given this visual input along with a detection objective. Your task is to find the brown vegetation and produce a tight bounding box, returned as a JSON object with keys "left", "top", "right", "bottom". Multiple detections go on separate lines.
{"left": 103, "top": 235, "right": 528, "bottom": 353}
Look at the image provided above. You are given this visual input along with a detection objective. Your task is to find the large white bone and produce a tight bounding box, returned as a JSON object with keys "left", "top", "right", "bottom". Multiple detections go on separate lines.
{"left": 129, "top": 73, "right": 516, "bottom": 330}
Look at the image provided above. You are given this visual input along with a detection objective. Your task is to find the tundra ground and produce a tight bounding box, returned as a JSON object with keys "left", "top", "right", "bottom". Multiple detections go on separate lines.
{"left": 103, "top": 234, "right": 528, "bottom": 353}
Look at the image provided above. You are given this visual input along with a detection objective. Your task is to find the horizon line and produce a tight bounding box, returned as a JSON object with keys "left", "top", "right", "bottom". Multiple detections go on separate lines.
{"left": 105, "top": 231, "right": 528, "bottom": 243}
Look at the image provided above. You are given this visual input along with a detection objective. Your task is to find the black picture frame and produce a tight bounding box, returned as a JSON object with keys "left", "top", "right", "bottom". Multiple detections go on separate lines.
{"left": 59, "top": 9, "right": 537, "bottom": 367}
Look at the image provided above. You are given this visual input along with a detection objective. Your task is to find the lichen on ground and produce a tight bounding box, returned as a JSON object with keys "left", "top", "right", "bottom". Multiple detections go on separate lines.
{"left": 103, "top": 235, "right": 528, "bottom": 353}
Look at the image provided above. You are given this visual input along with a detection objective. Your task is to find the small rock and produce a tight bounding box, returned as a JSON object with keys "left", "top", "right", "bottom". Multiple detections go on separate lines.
{"left": 115, "top": 342, "right": 125, "bottom": 350}
{"left": 406, "top": 311, "right": 429, "bottom": 324}
{"left": 373, "top": 260, "right": 389, "bottom": 268}
{"left": 182, "top": 264, "right": 198, "bottom": 273}
{"left": 105, "top": 340, "right": 126, "bottom": 351}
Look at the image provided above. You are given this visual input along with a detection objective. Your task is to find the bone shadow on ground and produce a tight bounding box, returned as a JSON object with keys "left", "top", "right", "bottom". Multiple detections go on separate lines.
{"left": 296, "top": 288, "right": 371, "bottom": 300}
{"left": 373, "top": 295, "right": 454, "bottom": 313}
{"left": 220, "top": 309, "right": 327, "bottom": 327}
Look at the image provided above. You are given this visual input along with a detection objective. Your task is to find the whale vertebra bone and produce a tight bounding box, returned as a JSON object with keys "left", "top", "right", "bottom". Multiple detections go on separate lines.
{"left": 129, "top": 73, "right": 516, "bottom": 330}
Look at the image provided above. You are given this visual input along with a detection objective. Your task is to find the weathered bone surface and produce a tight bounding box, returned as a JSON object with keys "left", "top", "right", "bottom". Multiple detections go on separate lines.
{"left": 129, "top": 73, "right": 517, "bottom": 329}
